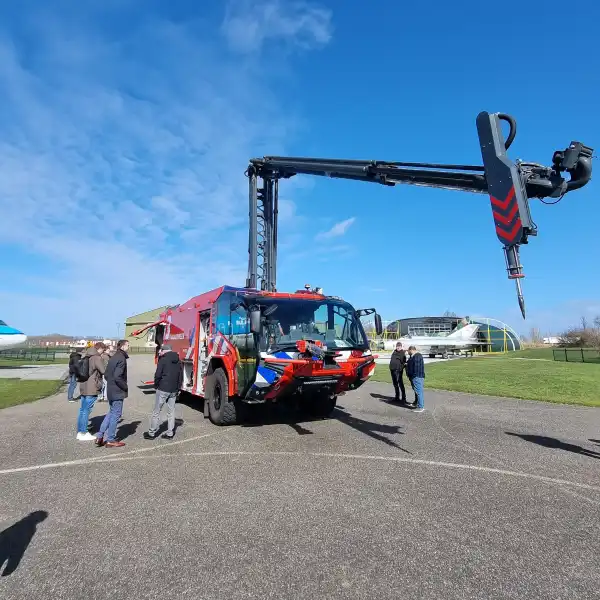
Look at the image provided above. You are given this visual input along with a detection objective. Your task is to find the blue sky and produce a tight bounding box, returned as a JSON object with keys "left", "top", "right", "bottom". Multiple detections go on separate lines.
{"left": 0, "top": 0, "right": 598, "bottom": 337}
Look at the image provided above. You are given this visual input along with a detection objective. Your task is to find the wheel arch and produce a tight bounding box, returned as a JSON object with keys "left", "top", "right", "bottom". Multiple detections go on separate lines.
{"left": 207, "top": 357, "right": 234, "bottom": 397}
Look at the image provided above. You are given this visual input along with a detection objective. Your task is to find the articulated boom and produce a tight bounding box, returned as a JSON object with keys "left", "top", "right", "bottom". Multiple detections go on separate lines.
{"left": 246, "top": 112, "right": 593, "bottom": 318}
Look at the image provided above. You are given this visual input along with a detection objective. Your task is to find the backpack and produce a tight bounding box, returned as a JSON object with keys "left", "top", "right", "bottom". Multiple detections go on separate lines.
{"left": 74, "top": 355, "right": 91, "bottom": 382}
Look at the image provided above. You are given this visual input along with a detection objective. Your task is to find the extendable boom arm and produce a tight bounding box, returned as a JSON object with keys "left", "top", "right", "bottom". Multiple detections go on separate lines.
{"left": 246, "top": 112, "right": 593, "bottom": 318}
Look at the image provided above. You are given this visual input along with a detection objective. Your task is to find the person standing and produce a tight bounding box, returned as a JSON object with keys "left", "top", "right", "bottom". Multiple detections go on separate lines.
{"left": 67, "top": 350, "right": 81, "bottom": 403}
{"left": 389, "top": 342, "right": 407, "bottom": 403}
{"left": 406, "top": 345, "right": 425, "bottom": 413}
{"left": 76, "top": 342, "right": 107, "bottom": 440}
{"left": 143, "top": 344, "right": 182, "bottom": 440}
{"left": 97, "top": 348, "right": 111, "bottom": 402}
{"left": 96, "top": 339, "right": 130, "bottom": 448}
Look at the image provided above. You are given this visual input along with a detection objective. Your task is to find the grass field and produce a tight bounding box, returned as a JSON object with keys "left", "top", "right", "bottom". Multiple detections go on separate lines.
{"left": 0, "top": 379, "right": 63, "bottom": 410}
{"left": 494, "top": 348, "right": 555, "bottom": 359}
{"left": 372, "top": 357, "right": 600, "bottom": 407}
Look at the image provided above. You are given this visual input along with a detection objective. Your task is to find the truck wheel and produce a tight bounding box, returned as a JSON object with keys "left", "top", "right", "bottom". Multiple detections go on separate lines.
{"left": 307, "top": 394, "right": 337, "bottom": 418}
{"left": 206, "top": 368, "right": 239, "bottom": 425}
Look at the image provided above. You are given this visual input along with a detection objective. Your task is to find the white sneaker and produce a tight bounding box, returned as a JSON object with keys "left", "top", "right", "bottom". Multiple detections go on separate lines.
{"left": 413, "top": 408, "right": 425, "bottom": 413}
{"left": 76, "top": 432, "right": 96, "bottom": 441}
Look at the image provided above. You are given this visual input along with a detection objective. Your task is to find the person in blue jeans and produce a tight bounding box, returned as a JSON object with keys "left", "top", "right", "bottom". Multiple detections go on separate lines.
{"left": 67, "top": 351, "right": 81, "bottom": 403}
{"left": 76, "top": 342, "right": 107, "bottom": 440}
{"left": 96, "top": 339, "right": 130, "bottom": 448}
{"left": 406, "top": 345, "right": 425, "bottom": 413}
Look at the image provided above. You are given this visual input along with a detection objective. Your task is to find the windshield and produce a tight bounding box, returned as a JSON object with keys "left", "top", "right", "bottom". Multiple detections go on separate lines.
{"left": 0, "top": 320, "right": 6, "bottom": 326}
{"left": 257, "top": 297, "right": 369, "bottom": 351}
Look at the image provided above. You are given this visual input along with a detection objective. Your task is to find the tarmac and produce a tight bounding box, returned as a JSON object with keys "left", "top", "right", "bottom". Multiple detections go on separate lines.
{"left": 0, "top": 364, "right": 68, "bottom": 380}
{"left": 0, "top": 354, "right": 599, "bottom": 599}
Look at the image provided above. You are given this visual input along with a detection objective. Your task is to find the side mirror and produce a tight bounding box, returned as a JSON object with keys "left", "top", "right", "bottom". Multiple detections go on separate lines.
{"left": 374, "top": 313, "right": 383, "bottom": 336}
{"left": 249, "top": 306, "right": 262, "bottom": 334}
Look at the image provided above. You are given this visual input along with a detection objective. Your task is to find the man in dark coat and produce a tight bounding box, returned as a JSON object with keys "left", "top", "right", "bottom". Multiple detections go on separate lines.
{"left": 144, "top": 344, "right": 183, "bottom": 440}
{"left": 406, "top": 345, "right": 425, "bottom": 412}
{"left": 96, "top": 339, "right": 130, "bottom": 448}
{"left": 67, "top": 350, "right": 81, "bottom": 403}
{"left": 389, "top": 342, "right": 407, "bottom": 403}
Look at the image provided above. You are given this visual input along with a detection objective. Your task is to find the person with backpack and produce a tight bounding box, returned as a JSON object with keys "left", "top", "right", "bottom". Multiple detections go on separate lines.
{"left": 67, "top": 350, "right": 82, "bottom": 403}
{"left": 75, "top": 342, "right": 107, "bottom": 441}
{"left": 143, "top": 344, "right": 183, "bottom": 440}
{"left": 95, "top": 339, "right": 130, "bottom": 448}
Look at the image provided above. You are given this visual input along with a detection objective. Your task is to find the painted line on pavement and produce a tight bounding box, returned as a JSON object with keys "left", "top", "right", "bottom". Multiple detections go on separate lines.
{"left": 0, "top": 429, "right": 231, "bottom": 476}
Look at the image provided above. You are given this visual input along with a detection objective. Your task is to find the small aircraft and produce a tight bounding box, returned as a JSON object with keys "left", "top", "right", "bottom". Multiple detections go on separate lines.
{"left": 378, "top": 323, "right": 484, "bottom": 357}
{"left": 0, "top": 319, "right": 28, "bottom": 350}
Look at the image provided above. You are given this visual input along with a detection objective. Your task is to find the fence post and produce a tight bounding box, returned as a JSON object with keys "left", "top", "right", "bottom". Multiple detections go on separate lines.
{"left": 581, "top": 348, "right": 585, "bottom": 363}
{"left": 565, "top": 349, "right": 568, "bottom": 362}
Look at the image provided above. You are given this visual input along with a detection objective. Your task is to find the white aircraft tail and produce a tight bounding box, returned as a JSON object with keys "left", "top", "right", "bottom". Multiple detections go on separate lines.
{"left": 446, "top": 323, "right": 479, "bottom": 340}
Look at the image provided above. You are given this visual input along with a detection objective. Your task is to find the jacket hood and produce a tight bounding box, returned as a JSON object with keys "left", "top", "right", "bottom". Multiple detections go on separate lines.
{"left": 84, "top": 347, "right": 99, "bottom": 357}
{"left": 163, "top": 350, "right": 180, "bottom": 364}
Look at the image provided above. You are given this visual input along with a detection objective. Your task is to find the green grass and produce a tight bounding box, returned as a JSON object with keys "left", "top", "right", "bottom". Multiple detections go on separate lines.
{"left": 0, "top": 379, "right": 63, "bottom": 409}
{"left": 495, "top": 348, "right": 555, "bottom": 359}
{"left": 371, "top": 358, "right": 600, "bottom": 406}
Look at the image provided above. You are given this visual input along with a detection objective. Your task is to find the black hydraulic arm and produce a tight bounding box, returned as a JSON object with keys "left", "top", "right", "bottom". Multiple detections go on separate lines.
{"left": 246, "top": 112, "right": 593, "bottom": 318}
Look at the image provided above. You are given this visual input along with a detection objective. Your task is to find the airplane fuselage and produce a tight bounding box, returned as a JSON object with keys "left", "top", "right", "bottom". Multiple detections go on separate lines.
{"left": 0, "top": 320, "right": 28, "bottom": 350}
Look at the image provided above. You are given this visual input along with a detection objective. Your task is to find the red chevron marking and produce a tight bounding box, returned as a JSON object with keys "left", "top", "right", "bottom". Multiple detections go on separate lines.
{"left": 490, "top": 186, "right": 516, "bottom": 211}
{"left": 496, "top": 218, "right": 522, "bottom": 242}
{"left": 493, "top": 202, "right": 519, "bottom": 226}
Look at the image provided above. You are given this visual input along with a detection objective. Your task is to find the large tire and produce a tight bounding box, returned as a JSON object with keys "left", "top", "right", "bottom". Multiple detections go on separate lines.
{"left": 206, "top": 368, "right": 239, "bottom": 425}
{"left": 306, "top": 393, "right": 337, "bottom": 419}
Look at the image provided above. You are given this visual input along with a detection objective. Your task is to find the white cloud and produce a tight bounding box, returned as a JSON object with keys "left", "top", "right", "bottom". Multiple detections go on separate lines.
{"left": 221, "top": 0, "right": 332, "bottom": 53}
{"left": 0, "top": 6, "right": 331, "bottom": 336}
{"left": 316, "top": 217, "right": 356, "bottom": 240}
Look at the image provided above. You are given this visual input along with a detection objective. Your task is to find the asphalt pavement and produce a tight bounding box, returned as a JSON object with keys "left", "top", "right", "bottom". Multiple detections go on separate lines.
{"left": 1, "top": 354, "right": 599, "bottom": 600}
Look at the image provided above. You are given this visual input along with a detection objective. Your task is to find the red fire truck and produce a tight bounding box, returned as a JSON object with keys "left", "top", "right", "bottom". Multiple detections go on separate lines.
{"left": 133, "top": 285, "right": 383, "bottom": 425}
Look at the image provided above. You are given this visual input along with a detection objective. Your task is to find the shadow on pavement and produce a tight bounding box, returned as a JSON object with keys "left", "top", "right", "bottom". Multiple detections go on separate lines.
{"left": 88, "top": 417, "right": 141, "bottom": 441}
{"left": 506, "top": 432, "right": 600, "bottom": 459}
{"left": 333, "top": 408, "right": 410, "bottom": 453}
{"left": 370, "top": 393, "right": 415, "bottom": 410}
{"left": 0, "top": 510, "right": 48, "bottom": 577}
{"left": 117, "top": 420, "right": 142, "bottom": 440}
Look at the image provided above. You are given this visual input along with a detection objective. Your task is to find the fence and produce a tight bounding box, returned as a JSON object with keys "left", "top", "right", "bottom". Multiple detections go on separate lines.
{"left": 0, "top": 349, "right": 61, "bottom": 361}
{"left": 552, "top": 348, "right": 600, "bottom": 364}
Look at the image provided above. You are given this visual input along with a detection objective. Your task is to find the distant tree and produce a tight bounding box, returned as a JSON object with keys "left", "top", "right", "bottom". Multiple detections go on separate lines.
{"left": 580, "top": 315, "right": 589, "bottom": 330}
{"left": 528, "top": 327, "right": 543, "bottom": 344}
{"left": 442, "top": 310, "right": 458, "bottom": 317}
{"left": 558, "top": 325, "right": 600, "bottom": 349}
{"left": 594, "top": 315, "right": 600, "bottom": 330}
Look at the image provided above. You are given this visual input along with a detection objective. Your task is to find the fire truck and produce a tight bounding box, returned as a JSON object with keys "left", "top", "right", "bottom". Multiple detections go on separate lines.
{"left": 134, "top": 111, "right": 592, "bottom": 425}
{"left": 134, "top": 286, "right": 383, "bottom": 425}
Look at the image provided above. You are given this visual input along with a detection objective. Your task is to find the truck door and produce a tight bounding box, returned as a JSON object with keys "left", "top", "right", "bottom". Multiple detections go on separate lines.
{"left": 196, "top": 312, "right": 210, "bottom": 395}
{"left": 231, "top": 303, "right": 254, "bottom": 395}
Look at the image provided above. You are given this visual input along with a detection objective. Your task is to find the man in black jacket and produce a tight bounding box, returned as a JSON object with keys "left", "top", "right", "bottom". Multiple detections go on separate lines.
{"left": 67, "top": 350, "right": 81, "bottom": 403}
{"left": 96, "top": 339, "right": 130, "bottom": 448}
{"left": 144, "top": 345, "right": 182, "bottom": 440}
{"left": 406, "top": 345, "right": 425, "bottom": 412}
{"left": 389, "top": 342, "right": 407, "bottom": 403}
